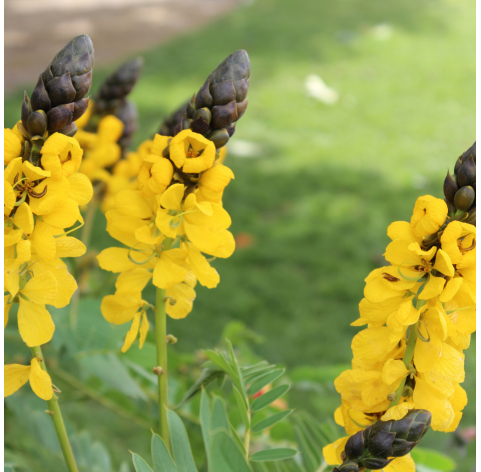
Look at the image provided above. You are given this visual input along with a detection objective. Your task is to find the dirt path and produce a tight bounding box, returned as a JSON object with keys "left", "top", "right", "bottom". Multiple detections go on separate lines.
{"left": 4, "top": 0, "right": 242, "bottom": 93}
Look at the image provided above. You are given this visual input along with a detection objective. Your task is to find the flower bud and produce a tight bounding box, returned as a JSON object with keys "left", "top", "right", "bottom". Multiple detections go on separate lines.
{"left": 58, "top": 122, "right": 78, "bottom": 137}
{"left": 186, "top": 95, "right": 196, "bottom": 118}
{"left": 190, "top": 116, "right": 210, "bottom": 135}
{"left": 335, "top": 461, "right": 360, "bottom": 472}
{"left": 72, "top": 71, "right": 93, "bottom": 101}
{"left": 72, "top": 97, "right": 90, "bottom": 122}
{"left": 454, "top": 155, "right": 463, "bottom": 175}
{"left": 31, "top": 77, "right": 52, "bottom": 112}
{"left": 96, "top": 57, "right": 143, "bottom": 102}
{"left": 45, "top": 72, "right": 77, "bottom": 108}
{"left": 454, "top": 186, "right": 475, "bottom": 212}
{"left": 47, "top": 103, "right": 74, "bottom": 132}
{"left": 344, "top": 431, "right": 364, "bottom": 460}
{"left": 457, "top": 155, "right": 476, "bottom": 187}
{"left": 193, "top": 107, "right": 212, "bottom": 124}
{"left": 211, "top": 100, "right": 238, "bottom": 129}
{"left": 27, "top": 110, "right": 48, "bottom": 137}
{"left": 461, "top": 141, "right": 476, "bottom": 163}
{"left": 465, "top": 206, "right": 476, "bottom": 225}
{"left": 21, "top": 91, "right": 32, "bottom": 129}
{"left": 443, "top": 170, "right": 458, "bottom": 204}
{"left": 206, "top": 128, "right": 230, "bottom": 149}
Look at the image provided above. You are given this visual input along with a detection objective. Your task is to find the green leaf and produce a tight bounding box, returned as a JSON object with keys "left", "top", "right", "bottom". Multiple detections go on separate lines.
{"left": 225, "top": 340, "right": 246, "bottom": 394}
{"left": 167, "top": 409, "right": 198, "bottom": 472}
{"left": 151, "top": 433, "right": 177, "bottom": 472}
{"left": 200, "top": 389, "right": 212, "bottom": 464}
{"left": 292, "top": 425, "right": 318, "bottom": 472}
{"left": 229, "top": 422, "right": 247, "bottom": 455}
{"left": 211, "top": 397, "right": 230, "bottom": 432}
{"left": 175, "top": 368, "right": 224, "bottom": 408}
{"left": 250, "top": 449, "right": 297, "bottom": 462}
{"left": 210, "top": 430, "right": 251, "bottom": 472}
{"left": 242, "top": 365, "right": 276, "bottom": 381}
{"left": 411, "top": 447, "right": 456, "bottom": 472}
{"left": 251, "top": 384, "right": 290, "bottom": 412}
{"left": 132, "top": 453, "right": 154, "bottom": 472}
{"left": 241, "top": 361, "right": 269, "bottom": 377}
{"left": 233, "top": 386, "right": 250, "bottom": 428}
{"left": 204, "top": 350, "right": 235, "bottom": 378}
{"left": 251, "top": 410, "right": 293, "bottom": 433}
{"left": 247, "top": 369, "right": 285, "bottom": 396}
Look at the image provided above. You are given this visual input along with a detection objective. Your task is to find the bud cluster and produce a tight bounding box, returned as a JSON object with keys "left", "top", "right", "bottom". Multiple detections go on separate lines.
{"left": 444, "top": 142, "right": 476, "bottom": 220}
{"left": 19, "top": 34, "right": 94, "bottom": 162}
{"left": 333, "top": 410, "right": 431, "bottom": 471}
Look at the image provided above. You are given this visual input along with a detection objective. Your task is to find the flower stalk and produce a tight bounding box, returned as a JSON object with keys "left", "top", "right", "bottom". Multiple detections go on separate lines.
{"left": 30, "top": 346, "right": 79, "bottom": 472}
{"left": 154, "top": 238, "right": 173, "bottom": 449}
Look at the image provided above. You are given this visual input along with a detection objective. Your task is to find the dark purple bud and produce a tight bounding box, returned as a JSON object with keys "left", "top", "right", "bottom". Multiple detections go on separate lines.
{"left": 236, "top": 98, "right": 249, "bottom": 120}
{"left": 344, "top": 431, "right": 364, "bottom": 460}
{"left": 336, "top": 461, "right": 359, "bottom": 472}
{"left": 211, "top": 100, "right": 238, "bottom": 129}
{"left": 457, "top": 156, "right": 476, "bottom": 187}
{"left": 367, "top": 430, "right": 395, "bottom": 458}
{"left": 182, "top": 117, "right": 193, "bottom": 130}
{"left": 454, "top": 156, "right": 463, "bottom": 175}
{"left": 206, "top": 128, "right": 229, "bottom": 149}
{"left": 47, "top": 103, "right": 74, "bottom": 132}
{"left": 234, "top": 78, "right": 249, "bottom": 102}
{"left": 193, "top": 107, "right": 212, "bottom": 125}
{"left": 445, "top": 197, "right": 456, "bottom": 214}
{"left": 72, "top": 97, "right": 90, "bottom": 122}
{"left": 58, "top": 122, "right": 78, "bottom": 137}
{"left": 195, "top": 80, "right": 213, "bottom": 109}
{"left": 226, "top": 124, "right": 236, "bottom": 137}
{"left": 21, "top": 91, "right": 32, "bottom": 129}
{"left": 186, "top": 95, "right": 196, "bottom": 118}
{"left": 211, "top": 79, "right": 236, "bottom": 106}
{"left": 361, "top": 457, "right": 394, "bottom": 469}
{"left": 71, "top": 70, "right": 92, "bottom": 101}
{"left": 27, "top": 110, "right": 48, "bottom": 136}
{"left": 443, "top": 170, "right": 458, "bottom": 204}
{"left": 31, "top": 77, "right": 52, "bottom": 112}
{"left": 454, "top": 186, "right": 475, "bottom": 212}
{"left": 45, "top": 73, "right": 76, "bottom": 107}
{"left": 190, "top": 117, "right": 210, "bottom": 135}
{"left": 461, "top": 142, "right": 476, "bottom": 163}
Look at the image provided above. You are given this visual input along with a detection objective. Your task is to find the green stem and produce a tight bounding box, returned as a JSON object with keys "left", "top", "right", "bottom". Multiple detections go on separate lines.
{"left": 388, "top": 324, "right": 418, "bottom": 408}
{"left": 155, "top": 238, "right": 172, "bottom": 449}
{"left": 244, "top": 421, "right": 251, "bottom": 458}
{"left": 30, "top": 346, "right": 79, "bottom": 472}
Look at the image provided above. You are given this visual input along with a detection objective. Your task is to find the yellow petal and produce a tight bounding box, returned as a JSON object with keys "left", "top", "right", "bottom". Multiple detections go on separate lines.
{"left": 185, "top": 202, "right": 231, "bottom": 229}
{"left": 384, "top": 239, "right": 420, "bottom": 267}
{"left": 32, "top": 258, "right": 77, "bottom": 309}
{"left": 352, "top": 327, "right": 398, "bottom": 363}
{"left": 97, "top": 247, "right": 155, "bottom": 273}
{"left": 358, "top": 296, "right": 404, "bottom": 326}
{"left": 101, "top": 294, "right": 141, "bottom": 325}
{"left": 13, "top": 239, "right": 32, "bottom": 265}
{"left": 382, "top": 359, "right": 409, "bottom": 385}
{"left": 67, "top": 173, "right": 93, "bottom": 205}
{"left": 155, "top": 210, "right": 177, "bottom": 238}
{"left": 22, "top": 161, "right": 51, "bottom": 181}
{"left": 153, "top": 251, "right": 188, "bottom": 289}
{"left": 185, "top": 243, "right": 220, "bottom": 288}
{"left": 115, "top": 269, "right": 152, "bottom": 295}
{"left": 433, "top": 249, "right": 454, "bottom": 277}
{"left": 115, "top": 190, "right": 153, "bottom": 219}
{"left": 169, "top": 130, "right": 191, "bottom": 168}
{"left": 17, "top": 300, "right": 55, "bottom": 347}
{"left": 41, "top": 132, "right": 70, "bottom": 155}
{"left": 121, "top": 312, "right": 141, "bottom": 353}
{"left": 151, "top": 134, "right": 171, "bottom": 156}
{"left": 4, "top": 128, "right": 22, "bottom": 165}
{"left": 135, "top": 224, "right": 163, "bottom": 245}
{"left": 139, "top": 312, "right": 149, "bottom": 349}
{"left": 384, "top": 455, "right": 415, "bottom": 472}
{"left": 4, "top": 181, "right": 16, "bottom": 217}
{"left": 29, "top": 176, "right": 71, "bottom": 214}
{"left": 41, "top": 153, "right": 62, "bottom": 179}
{"left": 13, "top": 202, "right": 34, "bottom": 234}
{"left": 22, "top": 271, "right": 57, "bottom": 304}
{"left": 29, "top": 358, "right": 53, "bottom": 400}
{"left": 98, "top": 115, "right": 124, "bottom": 142}
{"left": 151, "top": 158, "right": 174, "bottom": 188}
{"left": 159, "top": 184, "right": 185, "bottom": 211}
{"left": 407, "top": 242, "right": 437, "bottom": 262}
{"left": 4, "top": 296, "right": 12, "bottom": 328}
{"left": 107, "top": 215, "right": 146, "bottom": 247}
{"left": 4, "top": 363, "right": 30, "bottom": 397}
{"left": 395, "top": 297, "right": 420, "bottom": 326}
{"left": 322, "top": 437, "right": 349, "bottom": 466}
{"left": 200, "top": 164, "right": 235, "bottom": 192}
{"left": 450, "top": 383, "right": 467, "bottom": 412}
{"left": 4, "top": 228, "right": 23, "bottom": 247}
{"left": 411, "top": 196, "right": 448, "bottom": 238}
{"left": 418, "top": 275, "right": 445, "bottom": 300}
{"left": 439, "top": 277, "right": 464, "bottom": 303}
{"left": 387, "top": 221, "right": 418, "bottom": 243}
{"left": 381, "top": 402, "right": 416, "bottom": 421}
{"left": 38, "top": 197, "right": 80, "bottom": 228}
{"left": 440, "top": 221, "right": 463, "bottom": 264}
{"left": 32, "top": 221, "right": 57, "bottom": 262}
{"left": 414, "top": 331, "right": 442, "bottom": 373}
{"left": 55, "top": 237, "right": 86, "bottom": 258}
{"left": 165, "top": 283, "right": 196, "bottom": 319}
{"left": 413, "top": 376, "right": 454, "bottom": 431}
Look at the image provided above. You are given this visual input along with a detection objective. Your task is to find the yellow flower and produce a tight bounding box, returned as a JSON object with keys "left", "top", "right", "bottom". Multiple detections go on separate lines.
{"left": 334, "top": 403, "right": 373, "bottom": 435}
{"left": 184, "top": 242, "right": 220, "bottom": 288}
{"left": 322, "top": 436, "right": 349, "bottom": 465}
{"left": 41, "top": 133, "right": 84, "bottom": 179}
{"left": 4, "top": 127, "right": 23, "bottom": 165}
{"left": 381, "top": 401, "right": 416, "bottom": 421}
{"left": 410, "top": 195, "right": 448, "bottom": 239}
{"left": 16, "top": 272, "right": 57, "bottom": 347}
{"left": 4, "top": 358, "right": 53, "bottom": 400}
{"left": 4, "top": 181, "right": 16, "bottom": 218}
{"left": 196, "top": 163, "right": 235, "bottom": 204}
{"left": 440, "top": 221, "right": 475, "bottom": 269}
{"left": 137, "top": 153, "right": 174, "bottom": 197}
{"left": 165, "top": 279, "right": 196, "bottom": 319}
{"left": 169, "top": 130, "right": 216, "bottom": 174}
{"left": 152, "top": 248, "right": 188, "bottom": 289}
{"left": 101, "top": 269, "right": 153, "bottom": 352}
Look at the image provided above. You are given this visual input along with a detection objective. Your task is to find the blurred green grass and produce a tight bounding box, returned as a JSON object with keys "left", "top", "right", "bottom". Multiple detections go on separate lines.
{"left": 4, "top": 0, "right": 475, "bottom": 470}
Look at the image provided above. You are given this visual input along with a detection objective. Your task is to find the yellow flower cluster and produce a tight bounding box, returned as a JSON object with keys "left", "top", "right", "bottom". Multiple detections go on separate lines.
{"left": 75, "top": 102, "right": 143, "bottom": 212}
{"left": 4, "top": 123, "right": 93, "bottom": 401}
{"left": 323, "top": 195, "right": 475, "bottom": 472}
{"left": 98, "top": 129, "right": 235, "bottom": 352}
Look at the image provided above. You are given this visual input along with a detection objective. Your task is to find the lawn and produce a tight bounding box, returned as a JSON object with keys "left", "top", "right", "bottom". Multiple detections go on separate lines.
{"left": 4, "top": 0, "right": 475, "bottom": 470}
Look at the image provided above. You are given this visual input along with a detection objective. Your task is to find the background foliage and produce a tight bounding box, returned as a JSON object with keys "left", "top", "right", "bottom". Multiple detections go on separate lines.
{"left": 4, "top": 0, "right": 475, "bottom": 470}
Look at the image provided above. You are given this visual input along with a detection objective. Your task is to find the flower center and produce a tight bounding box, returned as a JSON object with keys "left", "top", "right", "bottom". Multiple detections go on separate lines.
{"left": 13, "top": 173, "right": 48, "bottom": 199}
